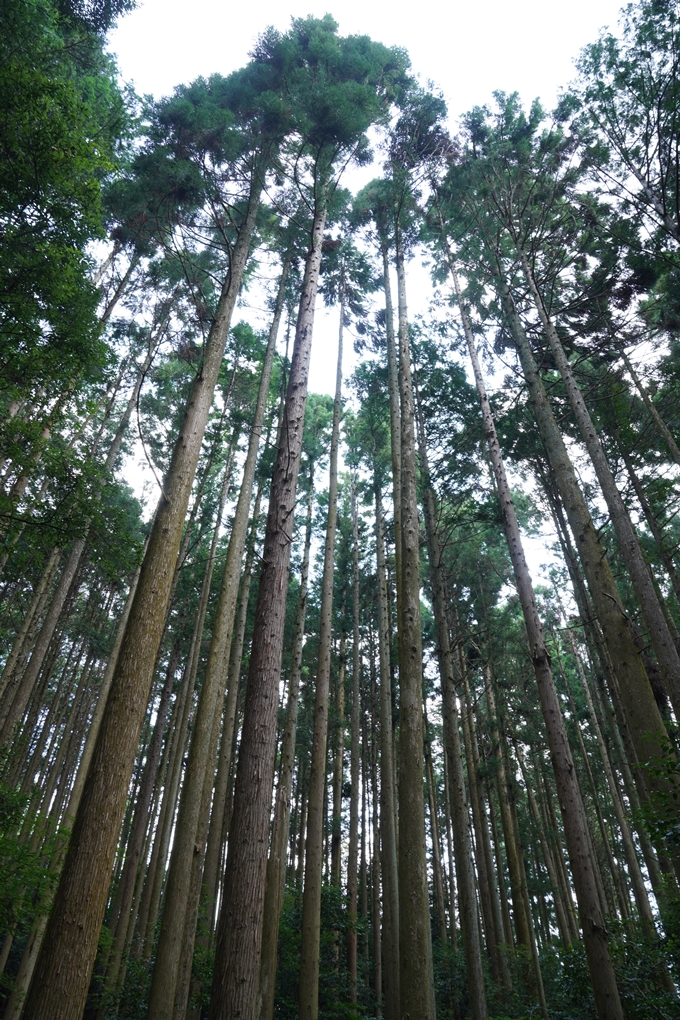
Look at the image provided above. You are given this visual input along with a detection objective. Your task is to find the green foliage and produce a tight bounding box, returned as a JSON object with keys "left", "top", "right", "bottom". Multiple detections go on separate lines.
{"left": 0, "top": 784, "right": 64, "bottom": 949}
{"left": 0, "top": 0, "right": 129, "bottom": 397}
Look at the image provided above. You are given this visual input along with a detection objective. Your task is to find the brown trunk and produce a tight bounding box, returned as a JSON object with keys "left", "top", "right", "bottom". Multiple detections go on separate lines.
{"left": 424, "top": 729, "right": 447, "bottom": 947}
{"left": 347, "top": 476, "right": 361, "bottom": 999}
{"left": 415, "top": 390, "right": 486, "bottom": 1019}
{"left": 460, "top": 674, "right": 505, "bottom": 986}
{"left": 22, "top": 173, "right": 262, "bottom": 1019}
{"left": 521, "top": 252, "right": 680, "bottom": 718}
{"left": 147, "top": 258, "right": 286, "bottom": 1020}
{"left": 372, "top": 458, "right": 400, "bottom": 1020}
{"left": 495, "top": 274, "right": 678, "bottom": 819}
{"left": 621, "top": 349, "right": 680, "bottom": 468}
{"left": 331, "top": 631, "right": 346, "bottom": 887}
{"left": 209, "top": 196, "right": 326, "bottom": 1020}
{"left": 299, "top": 277, "right": 343, "bottom": 1020}
{"left": 0, "top": 537, "right": 86, "bottom": 746}
{"left": 259, "top": 463, "right": 314, "bottom": 1020}
{"left": 101, "top": 641, "right": 180, "bottom": 997}
{"left": 446, "top": 244, "right": 623, "bottom": 1018}
{"left": 394, "top": 217, "right": 436, "bottom": 1020}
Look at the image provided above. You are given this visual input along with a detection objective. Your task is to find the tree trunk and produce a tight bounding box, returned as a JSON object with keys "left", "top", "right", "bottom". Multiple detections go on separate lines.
{"left": 415, "top": 391, "right": 486, "bottom": 1020}
{"left": 394, "top": 219, "right": 435, "bottom": 1020}
{"left": 299, "top": 278, "right": 343, "bottom": 1020}
{"left": 209, "top": 196, "right": 326, "bottom": 1020}
{"left": 259, "top": 463, "right": 314, "bottom": 1020}
{"left": 496, "top": 273, "right": 678, "bottom": 815}
{"left": 330, "top": 631, "right": 346, "bottom": 887}
{"left": 448, "top": 247, "right": 624, "bottom": 1019}
{"left": 460, "top": 672, "right": 507, "bottom": 987}
{"left": 621, "top": 349, "right": 680, "bottom": 468}
{"left": 372, "top": 458, "right": 400, "bottom": 1020}
{"left": 347, "top": 476, "right": 361, "bottom": 1000}
{"left": 520, "top": 251, "right": 680, "bottom": 718}
{"left": 21, "top": 177, "right": 263, "bottom": 1020}
{"left": 147, "top": 258, "right": 286, "bottom": 1020}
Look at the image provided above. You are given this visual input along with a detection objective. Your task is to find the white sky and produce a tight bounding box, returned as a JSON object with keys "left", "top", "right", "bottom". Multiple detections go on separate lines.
{"left": 109, "top": 0, "right": 626, "bottom": 585}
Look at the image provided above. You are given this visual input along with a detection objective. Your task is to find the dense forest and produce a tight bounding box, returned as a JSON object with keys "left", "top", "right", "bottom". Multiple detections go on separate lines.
{"left": 1, "top": 1, "right": 680, "bottom": 1018}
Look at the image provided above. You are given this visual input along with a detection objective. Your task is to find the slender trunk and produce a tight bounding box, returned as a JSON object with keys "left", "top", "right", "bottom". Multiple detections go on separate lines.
{"left": 415, "top": 393, "right": 486, "bottom": 1020}
{"left": 513, "top": 741, "right": 573, "bottom": 947}
{"left": 347, "top": 477, "right": 361, "bottom": 999}
{"left": 101, "top": 641, "right": 180, "bottom": 997}
{"left": 621, "top": 349, "right": 680, "bottom": 469}
{"left": 460, "top": 674, "right": 506, "bottom": 986}
{"left": 299, "top": 277, "right": 343, "bottom": 1020}
{"left": 0, "top": 548, "right": 62, "bottom": 701}
{"left": 372, "top": 463, "right": 400, "bottom": 1020}
{"left": 147, "top": 262, "right": 285, "bottom": 1020}
{"left": 381, "top": 246, "right": 402, "bottom": 632}
{"left": 259, "top": 464, "right": 314, "bottom": 1020}
{"left": 22, "top": 179, "right": 263, "bottom": 1020}
{"left": 618, "top": 440, "right": 680, "bottom": 609}
{"left": 331, "top": 631, "right": 346, "bottom": 887}
{"left": 210, "top": 196, "right": 326, "bottom": 1020}
{"left": 487, "top": 781, "right": 514, "bottom": 951}
{"left": 520, "top": 252, "right": 680, "bottom": 718}
{"left": 494, "top": 272, "right": 677, "bottom": 815}
{"left": 204, "top": 480, "right": 264, "bottom": 935}
{"left": 0, "top": 537, "right": 86, "bottom": 746}
{"left": 459, "top": 289, "right": 623, "bottom": 1016}
{"left": 394, "top": 217, "right": 435, "bottom": 1020}
{"left": 140, "top": 659, "right": 196, "bottom": 961}
{"left": 99, "top": 252, "right": 140, "bottom": 325}
{"left": 424, "top": 731, "right": 447, "bottom": 947}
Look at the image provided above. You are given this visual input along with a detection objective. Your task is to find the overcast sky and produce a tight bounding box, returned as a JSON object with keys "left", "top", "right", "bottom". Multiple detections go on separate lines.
{"left": 108, "top": 0, "right": 626, "bottom": 397}
{"left": 109, "top": 0, "right": 625, "bottom": 577}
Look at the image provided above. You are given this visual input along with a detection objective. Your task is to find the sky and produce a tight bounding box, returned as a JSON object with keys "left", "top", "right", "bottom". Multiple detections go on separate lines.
{"left": 107, "top": 0, "right": 627, "bottom": 580}
{"left": 108, "top": 0, "right": 626, "bottom": 393}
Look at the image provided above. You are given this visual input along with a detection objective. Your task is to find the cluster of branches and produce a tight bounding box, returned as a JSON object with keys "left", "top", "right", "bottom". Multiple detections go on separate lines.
{"left": 1, "top": 2, "right": 680, "bottom": 1020}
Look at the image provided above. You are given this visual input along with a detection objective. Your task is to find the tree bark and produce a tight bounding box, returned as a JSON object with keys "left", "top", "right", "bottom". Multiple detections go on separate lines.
{"left": 299, "top": 277, "right": 343, "bottom": 1020}
{"left": 459, "top": 298, "right": 624, "bottom": 1018}
{"left": 394, "top": 219, "right": 436, "bottom": 1020}
{"left": 347, "top": 475, "right": 361, "bottom": 1000}
{"left": 21, "top": 177, "right": 263, "bottom": 1020}
{"left": 209, "top": 196, "right": 326, "bottom": 1020}
{"left": 147, "top": 257, "right": 286, "bottom": 1020}
{"left": 372, "top": 460, "right": 400, "bottom": 1020}
{"left": 496, "top": 274, "right": 677, "bottom": 812}
{"left": 520, "top": 251, "right": 680, "bottom": 718}
{"left": 415, "top": 393, "right": 487, "bottom": 1020}
{"left": 259, "top": 462, "right": 314, "bottom": 1020}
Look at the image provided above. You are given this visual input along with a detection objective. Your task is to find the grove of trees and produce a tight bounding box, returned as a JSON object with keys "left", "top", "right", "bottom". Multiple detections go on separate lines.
{"left": 1, "top": 1, "right": 679, "bottom": 1019}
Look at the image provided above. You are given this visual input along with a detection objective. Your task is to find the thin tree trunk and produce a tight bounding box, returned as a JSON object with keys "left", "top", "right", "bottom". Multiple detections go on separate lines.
{"left": 448, "top": 247, "right": 624, "bottom": 1019}
{"left": 299, "top": 279, "right": 343, "bottom": 1020}
{"left": 210, "top": 195, "right": 326, "bottom": 1020}
{"left": 259, "top": 463, "right": 314, "bottom": 1020}
{"left": 0, "top": 548, "right": 62, "bottom": 701}
{"left": 0, "top": 537, "right": 86, "bottom": 746}
{"left": 331, "top": 631, "right": 346, "bottom": 887}
{"left": 621, "top": 349, "right": 680, "bottom": 468}
{"left": 22, "top": 177, "right": 263, "bottom": 1020}
{"left": 99, "top": 252, "right": 140, "bottom": 325}
{"left": 415, "top": 391, "right": 486, "bottom": 1020}
{"left": 372, "top": 460, "right": 400, "bottom": 1020}
{"left": 495, "top": 272, "right": 677, "bottom": 815}
{"left": 147, "top": 260, "right": 286, "bottom": 1017}
{"left": 460, "top": 673, "right": 506, "bottom": 986}
{"left": 347, "top": 476, "right": 361, "bottom": 1000}
{"left": 520, "top": 251, "right": 680, "bottom": 718}
{"left": 394, "top": 217, "right": 436, "bottom": 1020}
{"left": 100, "top": 641, "right": 180, "bottom": 1000}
